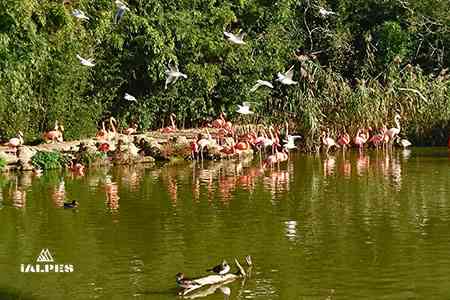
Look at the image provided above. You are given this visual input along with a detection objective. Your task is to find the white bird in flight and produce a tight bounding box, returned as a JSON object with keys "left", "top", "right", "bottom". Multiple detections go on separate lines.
{"left": 224, "top": 31, "right": 246, "bottom": 45}
{"left": 237, "top": 102, "right": 254, "bottom": 115}
{"left": 124, "top": 93, "right": 137, "bottom": 102}
{"left": 114, "top": 0, "right": 130, "bottom": 24}
{"left": 250, "top": 80, "right": 274, "bottom": 92}
{"left": 318, "top": 7, "right": 338, "bottom": 17}
{"left": 72, "top": 9, "right": 89, "bottom": 21}
{"left": 276, "top": 65, "right": 297, "bottom": 85}
{"left": 283, "top": 135, "right": 302, "bottom": 150}
{"left": 165, "top": 63, "right": 188, "bottom": 89}
{"left": 76, "top": 54, "right": 95, "bottom": 67}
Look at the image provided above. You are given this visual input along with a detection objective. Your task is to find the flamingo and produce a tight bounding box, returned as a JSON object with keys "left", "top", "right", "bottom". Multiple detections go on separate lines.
{"left": 212, "top": 112, "right": 226, "bottom": 128}
{"left": 108, "top": 117, "right": 118, "bottom": 140}
{"left": 369, "top": 127, "right": 386, "bottom": 149}
{"left": 263, "top": 153, "right": 278, "bottom": 168}
{"left": 160, "top": 113, "right": 177, "bottom": 133}
{"left": 354, "top": 128, "right": 367, "bottom": 151}
{"left": 69, "top": 161, "right": 85, "bottom": 176}
{"left": 96, "top": 121, "right": 108, "bottom": 141}
{"left": 190, "top": 138, "right": 199, "bottom": 160}
{"left": 337, "top": 131, "right": 350, "bottom": 150}
{"left": 5, "top": 131, "right": 24, "bottom": 149}
{"left": 385, "top": 114, "right": 401, "bottom": 144}
{"left": 43, "top": 121, "right": 64, "bottom": 143}
{"left": 321, "top": 130, "right": 339, "bottom": 154}
{"left": 123, "top": 124, "right": 138, "bottom": 135}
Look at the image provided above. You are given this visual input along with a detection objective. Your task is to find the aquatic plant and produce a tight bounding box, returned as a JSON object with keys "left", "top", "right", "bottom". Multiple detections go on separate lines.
{"left": 31, "top": 151, "right": 69, "bottom": 170}
{"left": 79, "top": 151, "right": 108, "bottom": 167}
{"left": 0, "top": 157, "right": 6, "bottom": 171}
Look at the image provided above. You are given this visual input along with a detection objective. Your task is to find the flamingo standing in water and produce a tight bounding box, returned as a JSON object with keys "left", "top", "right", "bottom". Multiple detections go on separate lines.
{"left": 69, "top": 161, "right": 85, "bottom": 176}
{"left": 321, "top": 130, "right": 339, "bottom": 154}
{"left": 354, "top": 128, "right": 368, "bottom": 151}
{"left": 160, "top": 113, "right": 177, "bottom": 133}
{"left": 385, "top": 114, "right": 401, "bottom": 145}
{"left": 212, "top": 112, "right": 226, "bottom": 128}
{"left": 369, "top": 126, "right": 386, "bottom": 149}
{"left": 337, "top": 130, "right": 350, "bottom": 151}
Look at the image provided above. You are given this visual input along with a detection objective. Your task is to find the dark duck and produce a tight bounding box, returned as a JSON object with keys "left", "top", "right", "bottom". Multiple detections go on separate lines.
{"left": 63, "top": 200, "right": 79, "bottom": 209}
{"left": 176, "top": 273, "right": 200, "bottom": 289}
{"left": 206, "top": 260, "right": 230, "bottom": 276}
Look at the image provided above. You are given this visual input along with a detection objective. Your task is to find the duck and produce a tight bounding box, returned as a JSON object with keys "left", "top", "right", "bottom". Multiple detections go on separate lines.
{"left": 397, "top": 137, "right": 412, "bottom": 149}
{"left": 176, "top": 273, "right": 201, "bottom": 289}
{"left": 63, "top": 200, "right": 79, "bottom": 209}
{"left": 206, "top": 260, "right": 230, "bottom": 276}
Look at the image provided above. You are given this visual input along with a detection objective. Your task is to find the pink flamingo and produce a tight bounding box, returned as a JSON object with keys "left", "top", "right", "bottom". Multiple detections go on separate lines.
{"left": 321, "top": 130, "right": 339, "bottom": 154}
{"left": 385, "top": 114, "right": 401, "bottom": 145}
{"left": 5, "top": 131, "right": 24, "bottom": 151}
{"left": 69, "top": 161, "right": 85, "bottom": 176}
{"left": 43, "top": 121, "right": 64, "bottom": 143}
{"left": 123, "top": 124, "right": 138, "bottom": 135}
{"left": 354, "top": 128, "right": 369, "bottom": 151}
{"left": 160, "top": 113, "right": 177, "bottom": 133}
{"left": 337, "top": 130, "right": 350, "bottom": 150}
{"left": 369, "top": 126, "right": 386, "bottom": 149}
{"left": 96, "top": 121, "right": 108, "bottom": 140}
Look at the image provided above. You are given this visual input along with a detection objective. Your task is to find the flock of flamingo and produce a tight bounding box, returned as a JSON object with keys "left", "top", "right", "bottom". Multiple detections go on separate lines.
{"left": 3, "top": 110, "right": 416, "bottom": 175}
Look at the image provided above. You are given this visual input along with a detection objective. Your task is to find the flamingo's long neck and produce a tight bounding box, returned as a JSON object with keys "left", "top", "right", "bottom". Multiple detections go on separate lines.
{"left": 395, "top": 117, "right": 401, "bottom": 130}
{"left": 170, "top": 115, "right": 176, "bottom": 129}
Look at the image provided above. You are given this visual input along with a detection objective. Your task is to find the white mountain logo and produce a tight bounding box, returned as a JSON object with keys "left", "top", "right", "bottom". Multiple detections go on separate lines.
{"left": 36, "top": 249, "right": 54, "bottom": 262}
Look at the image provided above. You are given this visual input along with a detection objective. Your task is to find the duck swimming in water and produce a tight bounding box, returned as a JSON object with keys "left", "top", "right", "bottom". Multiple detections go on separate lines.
{"left": 63, "top": 200, "right": 79, "bottom": 209}
{"left": 176, "top": 273, "right": 201, "bottom": 289}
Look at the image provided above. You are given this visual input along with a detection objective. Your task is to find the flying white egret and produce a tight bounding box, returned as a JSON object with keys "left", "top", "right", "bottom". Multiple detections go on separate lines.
{"left": 276, "top": 65, "right": 298, "bottom": 85}
{"left": 283, "top": 135, "right": 302, "bottom": 150}
{"left": 165, "top": 63, "right": 187, "bottom": 89}
{"left": 318, "top": 7, "right": 338, "bottom": 17}
{"left": 76, "top": 54, "right": 95, "bottom": 67}
{"left": 114, "top": 0, "right": 130, "bottom": 24}
{"left": 224, "top": 31, "right": 246, "bottom": 45}
{"left": 72, "top": 9, "right": 89, "bottom": 21}
{"left": 124, "top": 93, "right": 137, "bottom": 102}
{"left": 237, "top": 102, "right": 254, "bottom": 115}
{"left": 250, "top": 80, "right": 274, "bottom": 92}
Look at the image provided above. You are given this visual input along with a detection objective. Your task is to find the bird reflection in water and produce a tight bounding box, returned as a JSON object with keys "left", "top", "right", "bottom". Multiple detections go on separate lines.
{"left": 51, "top": 179, "right": 66, "bottom": 208}
{"left": 356, "top": 152, "right": 370, "bottom": 176}
{"left": 285, "top": 220, "right": 298, "bottom": 242}
{"left": 11, "top": 177, "right": 26, "bottom": 208}
{"left": 338, "top": 158, "right": 351, "bottom": 178}
{"left": 105, "top": 175, "right": 120, "bottom": 211}
{"left": 323, "top": 155, "right": 336, "bottom": 177}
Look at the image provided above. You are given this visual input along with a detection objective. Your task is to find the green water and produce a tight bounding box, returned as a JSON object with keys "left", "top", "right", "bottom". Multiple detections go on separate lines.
{"left": 0, "top": 148, "right": 449, "bottom": 299}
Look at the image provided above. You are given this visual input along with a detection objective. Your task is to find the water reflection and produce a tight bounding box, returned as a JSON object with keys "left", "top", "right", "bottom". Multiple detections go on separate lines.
{"left": 105, "top": 175, "right": 120, "bottom": 211}
{"left": 51, "top": 179, "right": 65, "bottom": 208}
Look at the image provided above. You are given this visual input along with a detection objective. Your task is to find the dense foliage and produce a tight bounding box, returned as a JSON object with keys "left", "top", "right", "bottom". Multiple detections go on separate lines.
{"left": 31, "top": 151, "right": 68, "bottom": 170}
{"left": 1, "top": 0, "right": 449, "bottom": 145}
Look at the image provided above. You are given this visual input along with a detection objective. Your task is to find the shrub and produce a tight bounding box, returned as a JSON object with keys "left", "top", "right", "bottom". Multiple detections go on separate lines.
{"left": 31, "top": 151, "right": 69, "bottom": 170}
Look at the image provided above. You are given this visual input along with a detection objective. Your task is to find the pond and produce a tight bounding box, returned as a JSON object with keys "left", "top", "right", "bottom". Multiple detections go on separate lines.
{"left": 0, "top": 148, "right": 449, "bottom": 299}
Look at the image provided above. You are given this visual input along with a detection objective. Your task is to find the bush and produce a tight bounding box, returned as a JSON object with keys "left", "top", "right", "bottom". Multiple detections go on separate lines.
{"left": 31, "top": 151, "right": 69, "bottom": 170}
